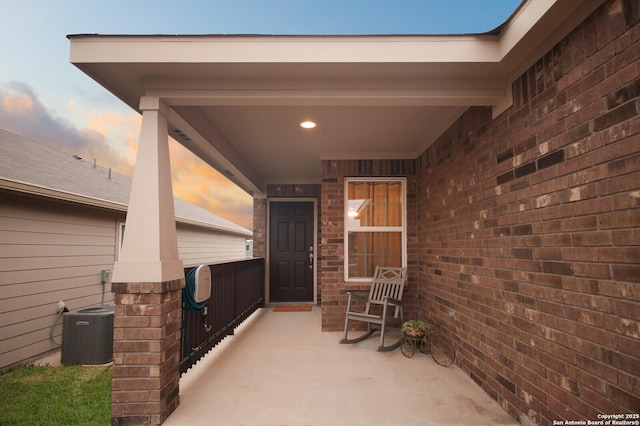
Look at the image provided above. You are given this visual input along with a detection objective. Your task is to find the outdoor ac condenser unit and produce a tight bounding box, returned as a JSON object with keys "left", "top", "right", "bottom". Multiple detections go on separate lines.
{"left": 61, "top": 306, "right": 114, "bottom": 365}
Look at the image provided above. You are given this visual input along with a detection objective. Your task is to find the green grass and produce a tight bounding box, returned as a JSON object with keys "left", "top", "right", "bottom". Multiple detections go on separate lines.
{"left": 0, "top": 365, "right": 111, "bottom": 426}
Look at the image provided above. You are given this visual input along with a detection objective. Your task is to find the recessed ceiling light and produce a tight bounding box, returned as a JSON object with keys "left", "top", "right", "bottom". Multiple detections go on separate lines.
{"left": 300, "top": 121, "right": 316, "bottom": 129}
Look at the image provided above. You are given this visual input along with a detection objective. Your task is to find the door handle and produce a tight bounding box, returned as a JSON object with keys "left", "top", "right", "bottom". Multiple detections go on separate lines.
{"left": 309, "top": 252, "right": 314, "bottom": 269}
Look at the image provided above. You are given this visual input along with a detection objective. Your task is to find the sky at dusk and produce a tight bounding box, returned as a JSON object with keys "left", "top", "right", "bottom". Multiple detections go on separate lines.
{"left": 0, "top": 0, "right": 521, "bottom": 230}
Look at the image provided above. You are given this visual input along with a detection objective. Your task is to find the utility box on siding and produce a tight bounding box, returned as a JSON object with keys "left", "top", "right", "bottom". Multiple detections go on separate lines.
{"left": 61, "top": 306, "right": 114, "bottom": 364}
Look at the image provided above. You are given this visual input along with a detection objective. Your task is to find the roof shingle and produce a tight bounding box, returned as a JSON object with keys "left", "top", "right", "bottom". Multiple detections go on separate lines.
{"left": 0, "top": 128, "right": 252, "bottom": 237}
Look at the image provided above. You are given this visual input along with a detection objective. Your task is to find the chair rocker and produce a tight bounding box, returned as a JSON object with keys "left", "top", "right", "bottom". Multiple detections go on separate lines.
{"left": 340, "top": 266, "right": 408, "bottom": 352}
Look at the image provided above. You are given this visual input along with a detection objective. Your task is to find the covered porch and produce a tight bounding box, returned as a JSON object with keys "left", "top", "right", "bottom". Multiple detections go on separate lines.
{"left": 166, "top": 306, "right": 517, "bottom": 426}
{"left": 67, "top": 0, "right": 639, "bottom": 424}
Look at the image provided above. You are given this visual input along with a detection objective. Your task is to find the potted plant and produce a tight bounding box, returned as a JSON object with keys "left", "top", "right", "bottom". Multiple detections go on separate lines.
{"left": 402, "top": 320, "right": 430, "bottom": 339}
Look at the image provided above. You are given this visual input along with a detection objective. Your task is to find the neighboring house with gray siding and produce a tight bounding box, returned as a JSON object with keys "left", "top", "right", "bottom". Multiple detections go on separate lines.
{"left": 0, "top": 128, "right": 252, "bottom": 370}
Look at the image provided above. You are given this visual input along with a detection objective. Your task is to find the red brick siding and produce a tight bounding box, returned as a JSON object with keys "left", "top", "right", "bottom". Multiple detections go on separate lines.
{"left": 416, "top": 0, "right": 639, "bottom": 423}
{"left": 320, "top": 159, "right": 418, "bottom": 331}
{"left": 252, "top": 198, "right": 266, "bottom": 259}
{"left": 111, "top": 279, "right": 183, "bottom": 425}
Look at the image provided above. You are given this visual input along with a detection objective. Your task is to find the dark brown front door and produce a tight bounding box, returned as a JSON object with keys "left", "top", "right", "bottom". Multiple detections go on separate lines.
{"left": 269, "top": 201, "right": 314, "bottom": 302}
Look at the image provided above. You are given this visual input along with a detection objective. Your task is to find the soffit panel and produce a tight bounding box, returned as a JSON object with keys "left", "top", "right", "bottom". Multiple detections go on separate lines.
{"left": 201, "top": 105, "right": 459, "bottom": 155}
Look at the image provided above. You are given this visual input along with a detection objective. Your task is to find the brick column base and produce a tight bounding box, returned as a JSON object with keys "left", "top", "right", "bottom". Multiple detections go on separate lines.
{"left": 111, "top": 279, "right": 184, "bottom": 426}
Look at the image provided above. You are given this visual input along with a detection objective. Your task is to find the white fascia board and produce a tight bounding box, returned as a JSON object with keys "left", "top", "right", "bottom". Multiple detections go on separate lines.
{"left": 70, "top": 35, "right": 501, "bottom": 65}
{"left": 0, "top": 178, "right": 127, "bottom": 212}
{"left": 499, "top": 0, "right": 606, "bottom": 65}
{"left": 498, "top": 0, "right": 558, "bottom": 59}
{"left": 175, "top": 216, "right": 252, "bottom": 237}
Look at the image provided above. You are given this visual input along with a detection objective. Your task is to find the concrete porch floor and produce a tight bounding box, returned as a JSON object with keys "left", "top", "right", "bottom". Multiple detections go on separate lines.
{"left": 165, "top": 306, "right": 518, "bottom": 426}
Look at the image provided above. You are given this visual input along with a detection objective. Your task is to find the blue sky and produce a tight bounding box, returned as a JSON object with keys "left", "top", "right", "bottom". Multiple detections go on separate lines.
{"left": 0, "top": 0, "right": 521, "bottom": 229}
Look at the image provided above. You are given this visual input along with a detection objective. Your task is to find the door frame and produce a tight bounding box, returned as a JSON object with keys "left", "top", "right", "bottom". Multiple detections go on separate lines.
{"left": 266, "top": 198, "right": 318, "bottom": 305}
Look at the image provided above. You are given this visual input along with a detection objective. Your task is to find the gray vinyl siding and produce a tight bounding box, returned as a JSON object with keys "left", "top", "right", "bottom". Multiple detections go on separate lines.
{"left": 0, "top": 193, "right": 118, "bottom": 370}
{"left": 0, "top": 192, "right": 251, "bottom": 370}
{"left": 0, "top": 130, "right": 253, "bottom": 369}
{"left": 178, "top": 225, "right": 249, "bottom": 268}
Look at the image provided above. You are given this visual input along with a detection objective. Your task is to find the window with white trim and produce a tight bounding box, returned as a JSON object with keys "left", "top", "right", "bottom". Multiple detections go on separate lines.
{"left": 344, "top": 178, "right": 406, "bottom": 281}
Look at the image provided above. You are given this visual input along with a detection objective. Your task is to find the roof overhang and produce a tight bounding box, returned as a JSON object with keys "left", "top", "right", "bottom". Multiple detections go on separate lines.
{"left": 0, "top": 178, "right": 128, "bottom": 212}
{"left": 69, "top": 0, "right": 605, "bottom": 196}
{"left": 0, "top": 178, "right": 251, "bottom": 237}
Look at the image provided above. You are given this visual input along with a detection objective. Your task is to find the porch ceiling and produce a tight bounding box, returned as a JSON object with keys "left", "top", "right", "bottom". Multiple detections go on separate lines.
{"left": 68, "top": 0, "right": 605, "bottom": 197}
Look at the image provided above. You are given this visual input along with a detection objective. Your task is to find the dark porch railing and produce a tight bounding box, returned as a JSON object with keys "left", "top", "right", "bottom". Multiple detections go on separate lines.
{"left": 180, "top": 258, "right": 264, "bottom": 375}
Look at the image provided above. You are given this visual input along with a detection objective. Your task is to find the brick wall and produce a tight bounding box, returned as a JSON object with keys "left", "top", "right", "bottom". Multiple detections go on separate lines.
{"left": 320, "top": 159, "right": 418, "bottom": 330}
{"left": 416, "top": 0, "right": 639, "bottom": 423}
{"left": 111, "top": 279, "right": 183, "bottom": 425}
{"left": 252, "top": 198, "right": 266, "bottom": 259}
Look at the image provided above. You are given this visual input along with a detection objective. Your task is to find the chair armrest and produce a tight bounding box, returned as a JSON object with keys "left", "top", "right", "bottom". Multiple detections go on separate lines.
{"left": 347, "top": 292, "right": 370, "bottom": 303}
{"left": 384, "top": 297, "right": 402, "bottom": 306}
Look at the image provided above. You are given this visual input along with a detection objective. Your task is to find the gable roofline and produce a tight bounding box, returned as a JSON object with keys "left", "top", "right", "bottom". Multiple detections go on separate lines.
{"left": 0, "top": 129, "right": 252, "bottom": 238}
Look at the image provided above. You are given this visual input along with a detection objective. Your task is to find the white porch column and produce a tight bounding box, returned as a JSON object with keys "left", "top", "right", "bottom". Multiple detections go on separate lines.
{"left": 111, "top": 97, "right": 184, "bottom": 283}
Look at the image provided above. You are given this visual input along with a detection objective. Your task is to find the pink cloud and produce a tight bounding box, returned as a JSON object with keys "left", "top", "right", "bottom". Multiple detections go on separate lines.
{"left": 0, "top": 81, "right": 253, "bottom": 230}
{"left": 168, "top": 139, "right": 253, "bottom": 229}
{"left": 0, "top": 81, "right": 132, "bottom": 175}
